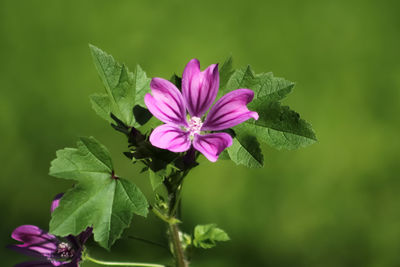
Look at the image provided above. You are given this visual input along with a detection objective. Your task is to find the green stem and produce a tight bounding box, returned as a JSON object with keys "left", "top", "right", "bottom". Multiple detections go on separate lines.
{"left": 167, "top": 179, "right": 188, "bottom": 267}
{"left": 168, "top": 184, "right": 182, "bottom": 217}
{"left": 168, "top": 223, "right": 188, "bottom": 267}
{"left": 85, "top": 255, "right": 165, "bottom": 267}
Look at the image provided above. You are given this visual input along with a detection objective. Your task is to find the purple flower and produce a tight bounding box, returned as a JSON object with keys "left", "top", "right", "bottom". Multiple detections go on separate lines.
{"left": 145, "top": 59, "right": 259, "bottom": 162}
{"left": 9, "top": 194, "right": 92, "bottom": 267}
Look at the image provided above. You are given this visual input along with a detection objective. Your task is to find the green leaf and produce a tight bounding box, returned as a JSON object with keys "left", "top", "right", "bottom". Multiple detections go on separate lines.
{"left": 238, "top": 101, "right": 317, "bottom": 150}
{"left": 89, "top": 45, "right": 151, "bottom": 126}
{"left": 90, "top": 93, "right": 112, "bottom": 123}
{"left": 227, "top": 132, "right": 264, "bottom": 168}
{"left": 134, "top": 64, "right": 151, "bottom": 108}
{"left": 221, "top": 63, "right": 316, "bottom": 151}
{"left": 193, "top": 224, "right": 230, "bottom": 249}
{"left": 224, "top": 65, "right": 294, "bottom": 103}
{"left": 169, "top": 74, "right": 182, "bottom": 89}
{"left": 218, "top": 149, "right": 230, "bottom": 160}
{"left": 219, "top": 56, "right": 234, "bottom": 91}
{"left": 149, "top": 169, "right": 164, "bottom": 190}
{"left": 49, "top": 136, "right": 148, "bottom": 249}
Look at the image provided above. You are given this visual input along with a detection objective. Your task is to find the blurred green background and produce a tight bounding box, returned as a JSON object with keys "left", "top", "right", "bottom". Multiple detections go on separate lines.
{"left": 1, "top": 0, "right": 400, "bottom": 266}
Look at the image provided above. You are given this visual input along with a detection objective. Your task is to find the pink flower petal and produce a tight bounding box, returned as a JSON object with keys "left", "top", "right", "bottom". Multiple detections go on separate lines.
{"left": 193, "top": 133, "right": 233, "bottom": 162}
{"left": 12, "top": 225, "right": 56, "bottom": 244}
{"left": 145, "top": 78, "right": 188, "bottom": 126}
{"left": 182, "top": 59, "right": 219, "bottom": 117}
{"left": 202, "top": 89, "right": 259, "bottom": 131}
{"left": 149, "top": 124, "right": 191, "bottom": 153}
{"left": 11, "top": 225, "right": 57, "bottom": 256}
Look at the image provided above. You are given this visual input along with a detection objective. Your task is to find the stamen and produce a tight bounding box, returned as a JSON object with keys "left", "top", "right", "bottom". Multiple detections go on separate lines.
{"left": 56, "top": 242, "right": 74, "bottom": 259}
{"left": 186, "top": 116, "right": 203, "bottom": 138}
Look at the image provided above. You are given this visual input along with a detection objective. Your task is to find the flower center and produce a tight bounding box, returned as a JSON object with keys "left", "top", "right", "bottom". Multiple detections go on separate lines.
{"left": 186, "top": 116, "right": 203, "bottom": 138}
{"left": 56, "top": 242, "right": 74, "bottom": 259}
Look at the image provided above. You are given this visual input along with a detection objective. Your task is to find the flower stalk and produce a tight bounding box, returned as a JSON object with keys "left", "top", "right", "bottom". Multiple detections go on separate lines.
{"left": 163, "top": 171, "right": 190, "bottom": 267}
{"left": 85, "top": 254, "right": 165, "bottom": 267}
{"left": 168, "top": 223, "right": 188, "bottom": 267}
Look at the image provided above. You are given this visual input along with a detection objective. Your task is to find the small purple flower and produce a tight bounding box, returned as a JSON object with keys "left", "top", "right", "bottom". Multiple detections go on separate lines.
{"left": 9, "top": 194, "right": 92, "bottom": 267}
{"left": 145, "top": 59, "right": 259, "bottom": 162}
